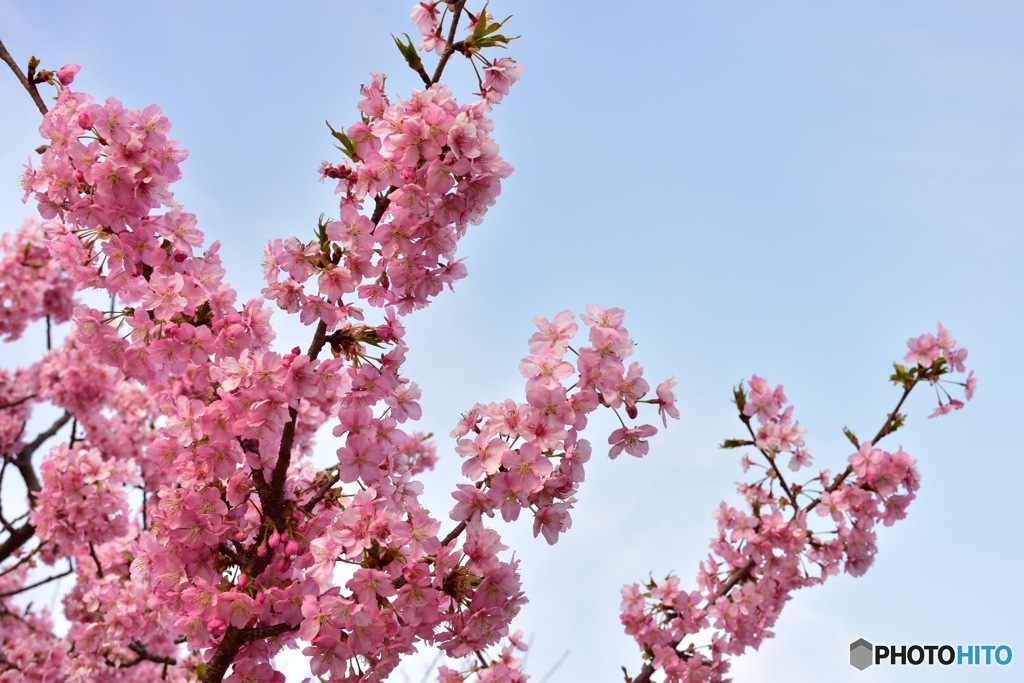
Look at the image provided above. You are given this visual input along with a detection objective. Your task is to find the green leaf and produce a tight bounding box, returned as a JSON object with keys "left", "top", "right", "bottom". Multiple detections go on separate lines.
{"left": 316, "top": 213, "right": 330, "bottom": 245}
{"left": 325, "top": 120, "right": 360, "bottom": 162}
{"left": 392, "top": 33, "right": 423, "bottom": 69}
{"left": 470, "top": 4, "right": 518, "bottom": 49}
{"left": 842, "top": 426, "right": 860, "bottom": 448}
{"left": 473, "top": 3, "right": 491, "bottom": 41}
{"left": 889, "top": 362, "right": 915, "bottom": 385}
{"left": 732, "top": 384, "right": 747, "bottom": 413}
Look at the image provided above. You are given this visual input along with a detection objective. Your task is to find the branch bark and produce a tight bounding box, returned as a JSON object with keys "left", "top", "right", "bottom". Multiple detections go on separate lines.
{"left": 0, "top": 38, "right": 49, "bottom": 115}
{"left": 201, "top": 623, "right": 295, "bottom": 683}
{"left": 0, "top": 412, "right": 72, "bottom": 564}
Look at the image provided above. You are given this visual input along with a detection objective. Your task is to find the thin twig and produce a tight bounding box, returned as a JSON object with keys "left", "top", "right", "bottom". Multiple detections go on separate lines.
{"left": 88, "top": 541, "right": 104, "bottom": 577}
{"left": 123, "top": 640, "right": 178, "bottom": 668}
{"left": 0, "top": 563, "right": 72, "bottom": 598}
{"left": 0, "top": 38, "right": 49, "bottom": 115}
{"left": 0, "top": 542, "right": 44, "bottom": 579}
{"left": 805, "top": 382, "right": 916, "bottom": 516}
{"left": 201, "top": 623, "right": 296, "bottom": 683}
{"left": 15, "top": 411, "right": 72, "bottom": 496}
{"left": 416, "top": 650, "right": 444, "bottom": 683}
{"left": 0, "top": 394, "right": 36, "bottom": 411}
{"left": 0, "top": 412, "right": 73, "bottom": 564}
{"left": 431, "top": 0, "right": 468, "bottom": 85}
{"left": 538, "top": 650, "right": 570, "bottom": 683}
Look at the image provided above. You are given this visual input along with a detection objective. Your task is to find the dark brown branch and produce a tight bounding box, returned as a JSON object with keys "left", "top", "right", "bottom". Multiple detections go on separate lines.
{"left": 0, "top": 38, "right": 49, "bottom": 115}
{"left": 0, "top": 524, "right": 35, "bottom": 565}
{"left": 0, "top": 412, "right": 73, "bottom": 564}
{"left": 269, "top": 406, "right": 299, "bottom": 514}
{"left": 300, "top": 470, "right": 340, "bottom": 514}
{"left": 306, "top": 319, "right": 329, "bottom": 363}
{"left": 0, "top": 601, "right": 44, "bottom": 634}
{"left": 869, "top": 382, "right": 916, "bottom": 446}
{"left": 431, "top": 0, "right": 469, "bottom": 85}
{"left": 0, "top": 394, "right": 36, "bottom": 411}
{"left": 15, "top": 411, "right": 72, "bottom": 497}
{"left": 394, "top": 519, "right": 470, "bottom": 592}
{"left": 201, "top": 623, "right": 295, "bottom": 683}
{"left": 0, "top": 563, "right": 72, "bottom": 598}
{"left": 441, "top": 520, "right": 467, "bottom": 547}
{"left": 252, "top": 319, "right": 332, "bottom": 546}
{"left": 122, "top": 640, "right": 178, "bottom": 668}
{"left": 88, "top": 542, "right": 104, "bottom": 578}
{"left": 370, "top": 192, "right": 393, "bottom": 226}
{"left": 0, "top": 459, "right": 10, "bottom": 533}
{"left": 0, "top": 543, "right": 43, "bottom": 579}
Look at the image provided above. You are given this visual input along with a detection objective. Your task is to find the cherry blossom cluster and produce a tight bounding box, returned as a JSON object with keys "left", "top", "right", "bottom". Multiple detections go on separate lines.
{"left": 0, "top": 217, "right": 74, "bottom": 342}
{"left": 451, "top": 306, "right": 678, "bottom": 544}
{"left": 903, "top": 322, "right": 976, "bottom": 418}
{"left": 264, "top": 66, "right": 517, "bottom": 323}
{"left": 0, "top": 365, "right": 33, "bottom": 456}
{"left": 59, "top": 536, "right": 193, "bottom": 681}
{"left": 10, "top": 3, "right": 546, "bottom": 681}
{"left": 20, "top": 72, "right": 257, "bottom": 389}
{"left": 620, "top": 325, "right": 974, "bottom": 683}
{"left": 0, "top": 220, "right": 177, "bottom": 682}
{"left": 0, "top": 2, "right": 977, "bottom": 682}
{"left": 437, "top": 631, "right": 528, "bottom": 683}
{"left": 410, "top": 3, "right": 524, "bottom": 104}
{"left": 0, "top": 564, "right": 67, "bottom": 682}
{"left": 31, "top": 443, "right": 138, "bottom": 558}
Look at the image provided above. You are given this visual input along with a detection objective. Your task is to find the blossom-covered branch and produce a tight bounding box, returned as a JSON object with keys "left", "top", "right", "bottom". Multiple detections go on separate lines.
{"left": 1, "top": 3, "right": 975, "bottom": 683}
{"left": 622, "top": 324, "right": 974, "bottom": 682}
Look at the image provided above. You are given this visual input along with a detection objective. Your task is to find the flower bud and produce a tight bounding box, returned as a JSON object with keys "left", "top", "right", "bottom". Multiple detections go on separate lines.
{"left": 57, "top": 63, "right": 80, "bottom": 86}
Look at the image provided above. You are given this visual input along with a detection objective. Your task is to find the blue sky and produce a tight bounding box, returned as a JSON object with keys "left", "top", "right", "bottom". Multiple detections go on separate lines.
{"left": 1, "top": 2, "right": 1021, "bottom": 681}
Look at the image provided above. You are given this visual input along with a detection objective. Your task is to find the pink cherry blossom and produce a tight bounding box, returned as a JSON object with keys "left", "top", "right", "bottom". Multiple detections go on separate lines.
{"left": 0, "top": 4, "right": 978, "bottom": 682}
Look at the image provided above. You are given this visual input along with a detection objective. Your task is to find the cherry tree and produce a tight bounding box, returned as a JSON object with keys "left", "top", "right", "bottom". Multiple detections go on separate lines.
{"left": 0, "top": 3, "right": 974, "bottom": 682}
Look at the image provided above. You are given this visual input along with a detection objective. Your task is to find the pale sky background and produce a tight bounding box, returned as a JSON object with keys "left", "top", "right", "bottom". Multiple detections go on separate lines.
{"left": 1, "top": 2, "right": 1021, "bottom": 682}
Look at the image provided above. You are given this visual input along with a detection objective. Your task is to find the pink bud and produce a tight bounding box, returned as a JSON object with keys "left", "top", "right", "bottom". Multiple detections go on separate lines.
{"left": 77, "top": 111, "right": 93, "bottom": 129}
{"left": 57, "top": 63, "right": 81, "bottom": 86}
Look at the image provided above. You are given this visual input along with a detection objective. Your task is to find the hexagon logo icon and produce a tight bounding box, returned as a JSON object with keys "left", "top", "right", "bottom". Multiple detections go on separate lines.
{"left": 850, "top": 638, "right": 874, "bottom": 670}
